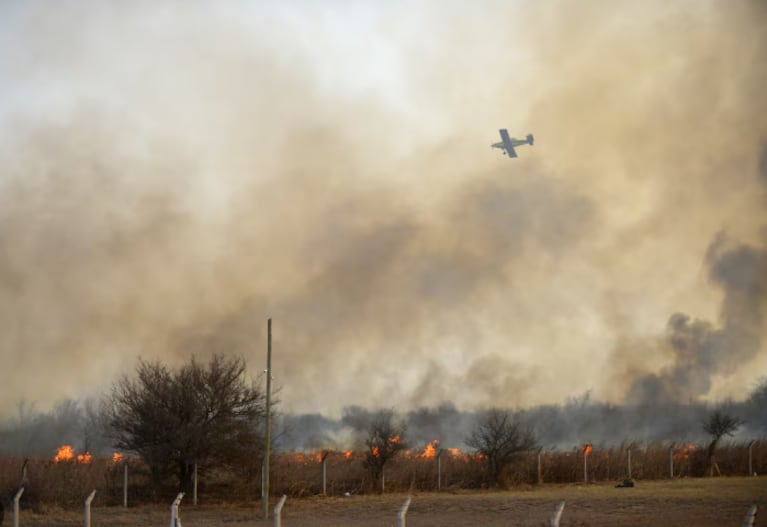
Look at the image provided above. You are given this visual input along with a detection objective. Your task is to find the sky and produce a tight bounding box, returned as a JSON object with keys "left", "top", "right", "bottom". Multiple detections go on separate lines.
{"left": 0, "top": 0, "right": 765, "bottom": 419}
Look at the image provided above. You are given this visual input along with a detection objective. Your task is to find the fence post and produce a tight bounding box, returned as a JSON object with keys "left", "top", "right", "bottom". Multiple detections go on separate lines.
{"left": 627, "top": 448, "right": 632, "bottom": 480}
{"left": 397, "top": 496, "right": 411, "bottom": 527}
{"left": 550, "top": 500, "right": 566, "bottom": 527}
{"left": 321, "top": 451, "right": 329, "bottom": 496}
{"left": 668, "top": 446, "right": 674, "bottom": 478}
{"left": 13, "top": 487, "right": 24, "bottom": 527}
{"left": 193, "top": 463, "right": 198, "bottom": 506}
{"left": 436, "top": 450, "right": 442, "bottom": 491}
{"left": 169, "top": 492, "right": 184, "bottom": 527}
{"left": 273, "top": 495, "right": 287, "bottom": 527}
{"left": 381, "top": 465, "right": 385, "bottom": 493}
{"left": 741, "top": 504, "right": 757, "bottom": 527}
{"left": 123, "top": 462, "right": 128, "bottom": 508}
{"left": 537, "top": 450, "right": 543, "bottom": 484}
{"left": 748, "top": 441, "right": 755, "bottom": 476}
{"left": 84, "top": 489, "right": 96, "bottom": 527}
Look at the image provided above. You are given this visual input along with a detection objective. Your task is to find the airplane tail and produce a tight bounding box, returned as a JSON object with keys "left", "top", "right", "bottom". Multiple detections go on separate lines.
{"left": 527, "top": 134, "right": 534, "bottom": 145}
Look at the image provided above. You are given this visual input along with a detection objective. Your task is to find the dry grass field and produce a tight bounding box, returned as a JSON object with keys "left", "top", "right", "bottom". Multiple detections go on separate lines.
{"left": 9, "top": 477, "right": 765, "bottom": 527}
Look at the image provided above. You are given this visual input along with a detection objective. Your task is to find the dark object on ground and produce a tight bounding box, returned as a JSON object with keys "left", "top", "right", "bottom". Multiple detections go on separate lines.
{"left": 615, "top": 479, "right": 635, "bottom": 488}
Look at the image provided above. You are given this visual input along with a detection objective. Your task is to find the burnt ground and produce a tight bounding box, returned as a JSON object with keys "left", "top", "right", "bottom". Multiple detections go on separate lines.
{"left": 10, "top": 477, "right": 766, "bottom": 527}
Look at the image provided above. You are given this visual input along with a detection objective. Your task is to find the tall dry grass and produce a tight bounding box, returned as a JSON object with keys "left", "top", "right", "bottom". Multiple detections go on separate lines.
{"left": 1, "top": 441, "right": 764, "bottom": 508}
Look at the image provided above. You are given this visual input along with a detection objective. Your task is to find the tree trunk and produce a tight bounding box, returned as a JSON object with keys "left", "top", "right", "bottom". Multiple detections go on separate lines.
{"left": 707, "top": 438, "right": 719, "bottom": 477}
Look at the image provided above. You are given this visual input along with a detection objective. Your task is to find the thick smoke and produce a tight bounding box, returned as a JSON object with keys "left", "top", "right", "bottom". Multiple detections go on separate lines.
{"left": 626, "top": 231, "right": 767, "bottom": 404}
{"left": 0, "top": 1, "right": 766, "bottom": 423}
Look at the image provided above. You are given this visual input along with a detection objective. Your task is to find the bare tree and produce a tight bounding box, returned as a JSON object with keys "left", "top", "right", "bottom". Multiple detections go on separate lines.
{"left": 702, "top": 409, "right": 743, "bottom": 476}
{"left": 104, "top": 354, "right": 266, "bottom": 493}
{"left": 362, "top": 410, "right": 407, "bottom": 491}
{"left": 466, "top": 408, "right": 537, "bottom": 486}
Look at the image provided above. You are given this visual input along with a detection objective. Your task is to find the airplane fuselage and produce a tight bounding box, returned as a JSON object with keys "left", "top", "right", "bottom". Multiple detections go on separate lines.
{"left": 491, "top": 129, "right": 533, "bottom": 158}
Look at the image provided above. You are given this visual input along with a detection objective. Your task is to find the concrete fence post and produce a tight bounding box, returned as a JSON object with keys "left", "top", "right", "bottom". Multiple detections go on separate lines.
{"left": 582, "top": 445, "right": 592, "bottom": 483}
{"left": 13, "top": 487, "right": 24, "bottom": 527}
{"left": 669, "top": 446, "right": 674, "bottom": 478}
{"left": 169, "top": 492, "right": 184, "bottom": 527}
{"left": 537, "top": 450, "right": 543, "bottom": 484}
{"left": 550, "top": 500, "right": 566, "bottom": 527}
{"left": 437, "top": 450, "right": 443, "bottom": 491}
{"left": 84, "top": 489, "right": 96, "bottom": 527}
{"left": 321, "top": 451, "right": 329, "bottom": 496}
{"left": 123, "top": 462, "right": 128, "bottom": 508}
{"left": 193, "top": 463, "right": 198, "bottom": 506}
{"left": 397, "top": 497, "right": 411, "bottom": 527}
{"left": 742, "top": 504, "right": 757, "bottom": 527}
{"left": 322, "top": 458, "right": 327, "bottom": 495}
{"left": 273, "top": 495, "right": 287, "bottom": 527}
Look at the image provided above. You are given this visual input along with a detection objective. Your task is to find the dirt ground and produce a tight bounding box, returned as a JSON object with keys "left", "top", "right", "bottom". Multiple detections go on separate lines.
{"left": 9, "top": 477, "right": 766, "bottom": 527}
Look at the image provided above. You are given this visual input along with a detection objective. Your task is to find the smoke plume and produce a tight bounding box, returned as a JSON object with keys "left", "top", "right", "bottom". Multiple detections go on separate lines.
{"left": 0, "top": 1, "right": 766, "bottom": 421}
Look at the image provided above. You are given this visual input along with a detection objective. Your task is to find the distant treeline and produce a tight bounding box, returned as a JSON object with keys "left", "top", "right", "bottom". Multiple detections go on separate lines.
{"left": 2, "top": 379, "right": 764, "bottom": 458}
{"left": 278, "top": 385, "right": 767, "bottom": 452}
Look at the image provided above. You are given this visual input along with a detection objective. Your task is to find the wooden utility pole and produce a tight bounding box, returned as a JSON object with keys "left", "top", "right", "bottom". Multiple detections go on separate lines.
{"left": 263, "top": 318, "right": 273, "bottom": 520}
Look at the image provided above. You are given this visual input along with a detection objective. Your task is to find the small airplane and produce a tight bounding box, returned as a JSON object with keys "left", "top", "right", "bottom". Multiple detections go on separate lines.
{"left": 491, "top": 129, "right": 534, "bottom": 158}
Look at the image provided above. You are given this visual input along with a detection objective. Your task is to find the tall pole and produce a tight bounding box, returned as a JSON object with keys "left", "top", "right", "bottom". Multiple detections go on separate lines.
{"left": 263, "top": 318, "right": 273, "bottom": 520}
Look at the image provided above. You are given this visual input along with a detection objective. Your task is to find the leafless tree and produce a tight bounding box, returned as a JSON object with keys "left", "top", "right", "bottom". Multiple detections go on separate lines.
{"left": 362, "top": 410, "right": 407, "bottom": 491}
{"left": 466, "top": 408, "right": 537, "bottom": 486}
{"left": 104, "top": 354, "right": 266, "bottom": 493}
{"left": 702, "top": 409, "right": 743, "bottom": 476}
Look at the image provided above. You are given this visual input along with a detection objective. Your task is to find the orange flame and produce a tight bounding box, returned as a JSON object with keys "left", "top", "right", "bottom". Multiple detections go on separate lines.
{"left": 447, "top": 448, "right": 461, "bottom": 457}
{"left": 343, "top": 450, "right": 353, "bottom": 459}
{"left": 112, "top": 453, "right": 125, "bottom": 463}
{"left": 583, "top": 444, "right": 593, "bottom": 457}
{"left": 54, "top": 445, "right": 75, "bottom": 463}
{"left": 371, "top": 446, "right": 380, "bottom": 457}
{"left": 76, "top": 452, "right": 92, "bottom": 464}
{"left": 421, "top": 440, "right": 439, "bottom": 459}
{"left": 673, "top": 444, "right": 696, "bottom": 461}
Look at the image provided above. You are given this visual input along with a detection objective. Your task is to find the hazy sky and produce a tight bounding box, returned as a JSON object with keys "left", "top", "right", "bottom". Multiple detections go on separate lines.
{"left": 0, "top": 1, "right": 765, "bottom": 419}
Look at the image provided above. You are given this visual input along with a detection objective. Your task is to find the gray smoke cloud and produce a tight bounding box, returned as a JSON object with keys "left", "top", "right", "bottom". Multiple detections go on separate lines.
{"left": 626, "top": 234, "right": 767, "bottom": 403}
{"left": 0, "top": 1, "right": 766, "bottom": 420}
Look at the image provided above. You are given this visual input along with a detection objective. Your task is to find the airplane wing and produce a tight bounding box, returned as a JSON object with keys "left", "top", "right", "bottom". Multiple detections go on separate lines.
{"left": 499, "top": 129, "right": 517, "bottom": 157}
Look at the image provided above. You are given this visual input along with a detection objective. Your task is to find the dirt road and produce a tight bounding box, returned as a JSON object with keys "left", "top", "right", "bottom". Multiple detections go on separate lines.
{"left": 12, "top": 477, "right": 766, "bottom": 526}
